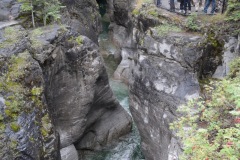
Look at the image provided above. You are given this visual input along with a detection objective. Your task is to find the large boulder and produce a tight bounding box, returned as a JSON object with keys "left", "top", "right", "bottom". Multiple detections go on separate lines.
{"left": 28, "top": 25, "right": 132, "bottom": 153}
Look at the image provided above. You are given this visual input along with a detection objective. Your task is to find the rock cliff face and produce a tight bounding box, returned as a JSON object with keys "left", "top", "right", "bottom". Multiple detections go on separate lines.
{"left": 0, "top": 0, "right": 20, "bottom": 21}
{"left": 108, "top": 0, "right": 135, "bottom": 83}
{"left": 60, "top": 0, "right": 101, "bottom": 44}
{"left": 129, "top": 25, "right": 202, "bottom": 160}
{"left": 124, "top": 5, "right": 225, "bottom": 160}
{"left": 0, "top": 0, "right": 133, "bottom": 159}
{"left": 30, "top": 26, "right": 132, "bottom": 156}
{"left": 0, "top": 25, "right": 59, "bottom": 160}
{"left": 213, "top": 34, "right": 240, "bottom": 79}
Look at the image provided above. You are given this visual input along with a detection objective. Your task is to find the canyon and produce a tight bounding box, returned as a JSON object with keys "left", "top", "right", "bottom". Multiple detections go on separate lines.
{"left": 0, "top": 0, "right": 239, "bottom": 160}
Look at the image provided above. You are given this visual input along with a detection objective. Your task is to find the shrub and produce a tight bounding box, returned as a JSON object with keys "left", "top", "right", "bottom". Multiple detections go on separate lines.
{"left": 171, "top": 58, "right": 240, "bottom": 160}
{"left": 225, "top": 0, "right": 240, "bottom": 22}
{"left": 186, "top": 13, "right": 200, "bottom": 31}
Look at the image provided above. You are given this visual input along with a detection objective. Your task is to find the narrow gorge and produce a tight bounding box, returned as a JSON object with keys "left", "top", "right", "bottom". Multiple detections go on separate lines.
{"left": 0, "top": 0, "right": 239, "bottom": 160}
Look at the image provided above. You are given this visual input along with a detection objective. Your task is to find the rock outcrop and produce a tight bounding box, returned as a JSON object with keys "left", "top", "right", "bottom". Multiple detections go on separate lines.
{"left": 29, "top": 26, "right": 132, "bottom": 153}
{"left": 60, "top": 0, "right": 101, "bottom": 44}
{"left": 126, "top": 5, "right": 225, "bottom": 160}
{"left": 108, "top": 0, "right": 135, "bottom": 83}
{"left": 0, "top": 0, "right": 20, "bottom": 21}
{"left": 1, "top": 14, "right": 132, "bottom": 160}
{"left": 0, "top": 25, "right": 59, "bottom": 160}
{"left": 213, "top": 34, "right": 240, "bottom": 78}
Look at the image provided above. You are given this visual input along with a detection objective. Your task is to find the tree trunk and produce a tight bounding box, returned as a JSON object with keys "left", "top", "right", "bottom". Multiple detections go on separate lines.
{"left": 31, "top": 0, "right": 35, "bottom": 28}
{"left": 44, "top": 15, "right": 47, "bottom": 26}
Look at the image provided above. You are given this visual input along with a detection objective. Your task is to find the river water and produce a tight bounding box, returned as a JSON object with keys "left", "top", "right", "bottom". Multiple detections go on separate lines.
{"left": 90, "top": 18, "right": 144, "bottom": 160}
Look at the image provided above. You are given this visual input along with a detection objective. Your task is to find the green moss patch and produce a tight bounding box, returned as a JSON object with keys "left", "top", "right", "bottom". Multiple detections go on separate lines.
{"left": 154, "top": 24, "right": 181, "bottom": 36}
{"left": 10, "top": 122, "right": 20, "bottom": 132}
{"left": 0, "top": 26, "right": 25, "bottom": 48}
{"left": 29, "top": 28, "right": 44, "bottom": 48}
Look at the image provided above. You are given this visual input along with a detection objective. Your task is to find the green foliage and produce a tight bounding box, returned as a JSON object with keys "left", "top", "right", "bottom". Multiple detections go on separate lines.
{"left": 31, "top": 87, "right": 42, "bottom": 96}
{"left": 18, "top": 0, "right": 64, "bottom": 27}
{"left": 10, "top": 122, "right": 20, "bottom": 132}
{"left": 68, "top": 36, "right": 84, "bottom": 45}
{"left": 41, "top": 115, "right": 51, "bottom": 138}
{"left": 76, "top": 36, "right": 83, "bottom": 45}
{"left": 148, "top": 9, "right": 158, "bottom": 17}
{"left": 0, "top": 114, "right": 3, "bottom": 121}
{"left": 171, "top": 58, "right": 240, "bottom": 159}
{"left": 143, "top": 0, "right": 152, "bottom": 4}
{"left": 42, "top": 0, "right": 65, "bottom": 26}
{"left": 186, "top": 13, "right": 200, "bottom": 31}
{"left": 154, "top": 24, "right": 181, "bottom": 36}
{"left": 0, "top": 53, "right": 29, "bottom": 119}
{"left": 30, "top": 28, "right": 43, "bottom": 48}
{"left": 132, "top": 9, "right": 140, "bottom": 16}
{"left": 225, "top": 0, "right": 240, "bottom": 22}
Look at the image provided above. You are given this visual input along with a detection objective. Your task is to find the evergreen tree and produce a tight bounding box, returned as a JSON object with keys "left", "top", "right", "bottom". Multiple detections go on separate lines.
{"left": 18, "top": 0, "right": 64, "bottom": 27}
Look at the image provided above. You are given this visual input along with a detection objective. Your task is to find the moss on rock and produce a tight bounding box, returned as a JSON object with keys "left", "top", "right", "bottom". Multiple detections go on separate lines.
{"left": 0, "top": 26, "right": 26, "bottom": 49}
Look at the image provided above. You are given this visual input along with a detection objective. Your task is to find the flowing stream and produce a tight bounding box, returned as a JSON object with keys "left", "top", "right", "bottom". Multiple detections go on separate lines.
{"left": 90, "top": 16, "right": 144, "bottom": 160}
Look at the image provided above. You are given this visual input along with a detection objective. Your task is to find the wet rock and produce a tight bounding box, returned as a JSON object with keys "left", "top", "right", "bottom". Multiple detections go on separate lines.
{"left": 127, "top": 8, "right": 224, "bottom": 160}
{"left": 1, "top": 23, "right": 132, "bottom": 160}
{"left": 113, "top": 48, "right": 135, "bottom": 83}
{"left": 60, "top": 145, "right": 79, "bottom": 160}
{"left": 28, "top": 25, "right": 62, "bottom": 64}
{"left": 112, "top": 0, "right": 133, "bottom": 28}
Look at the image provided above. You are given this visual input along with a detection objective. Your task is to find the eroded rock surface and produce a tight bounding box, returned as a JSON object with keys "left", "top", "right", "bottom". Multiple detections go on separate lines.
{"left": 0, "top": 26, "right": 59, "bottom": 160}
{"left": 60, "top": 0, "right": 101, "bottom": 44}
{"left": 127, "top": 6, "right": 224, "bottom": 160}
{"left": 129, "top": 33, "right": 202, "bottom": 160}
{"left": 0, "top": 23, "right": 132, "bottom": 159}
{"left": 0, "top": 0, "right": 20, "bottom": 21}
{"left": 213, "top": 34, "right": 240, "bottom": 78}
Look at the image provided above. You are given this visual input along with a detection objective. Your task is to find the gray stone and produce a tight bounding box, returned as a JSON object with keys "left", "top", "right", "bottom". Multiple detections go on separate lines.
{"left": 0, "top": 25, "right": 28, "bottom": 57}
{"left": 60, "top": 145, "right": 79, "bottom": 160}
{"left": 213, "top": 35, "right": 240, "bottom": 79}
{"left": 0, "top": 51, "right": 59, "bottom": 160}
{"left": 0, "top": 23, "right": 132, "bottom": 159}
{"left": 60, "top": 0, "right": 101, "bottom": 44}
{"left": 41, "top": 28, "right": 132, "bottom": 149}
{"left": 0, "top": 0, "right": 20, "bottom": 21}
{"left": 114, "top": 48, "right": 135, "bottom": 83}
{"left": 127, "top": 10, "right": 211, "bottom": 159}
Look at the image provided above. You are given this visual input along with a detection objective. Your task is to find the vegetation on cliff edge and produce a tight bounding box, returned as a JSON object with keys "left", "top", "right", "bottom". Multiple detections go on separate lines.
{"left": 171, "top": 59, "right": 240, "bottom": 159}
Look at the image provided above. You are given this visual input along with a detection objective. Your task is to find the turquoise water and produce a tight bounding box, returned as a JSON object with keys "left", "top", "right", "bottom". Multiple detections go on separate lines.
{"left": 105, "top": 80, "right": 144, "bottom": 160}
{"left": 83, "top": 79, "right": 144, "bottom": 160}
{"left": 97, "top": 25, "right": 144, "bottom": 160}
